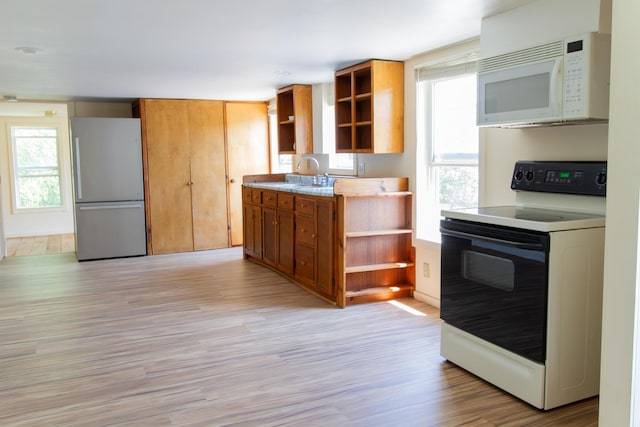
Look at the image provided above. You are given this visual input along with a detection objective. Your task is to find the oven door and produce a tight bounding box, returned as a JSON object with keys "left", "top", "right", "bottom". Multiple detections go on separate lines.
{"left": 440, "top": 218, "right": 550, "bottom": 363}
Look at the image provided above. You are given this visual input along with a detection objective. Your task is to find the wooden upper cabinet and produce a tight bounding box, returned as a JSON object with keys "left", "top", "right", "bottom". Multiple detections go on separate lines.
{"left": 335, "top": 60, "right": 404, "bottom": 153}
{"left": 276, "top": 84, "right": 313, "bottom": 154}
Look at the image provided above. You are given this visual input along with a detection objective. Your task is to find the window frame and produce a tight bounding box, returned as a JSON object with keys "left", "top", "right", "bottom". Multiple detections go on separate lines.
{"left": 416, "top": 58, "right": 479, "bottom": 243}
{"left": 9, "top": 125, "right": 64, "bottom": 213}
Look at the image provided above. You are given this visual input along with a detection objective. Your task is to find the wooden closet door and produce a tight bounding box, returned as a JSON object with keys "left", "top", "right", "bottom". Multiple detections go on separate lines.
{"left": 225, "top": 102, "right": 270, "bottom": 246}
{"left": 187, "top": 101, "right": 229, "bottom": 250}
{"left": 143, "top": 99, "right": 194, "bottom": 254}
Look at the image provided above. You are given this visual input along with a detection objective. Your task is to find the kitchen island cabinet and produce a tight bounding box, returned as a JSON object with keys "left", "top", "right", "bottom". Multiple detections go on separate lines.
{"left": 242, "top": 176, "right": 413, "bottom": 307}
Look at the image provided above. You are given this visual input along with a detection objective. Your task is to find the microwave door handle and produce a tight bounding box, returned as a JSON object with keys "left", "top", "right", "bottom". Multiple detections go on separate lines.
{"left": 440, "top": 228, "right": 546, "bottom": 251}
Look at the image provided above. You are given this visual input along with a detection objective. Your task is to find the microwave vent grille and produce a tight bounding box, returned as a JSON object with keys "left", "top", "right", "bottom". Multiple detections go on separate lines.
{"left": 479, "top": 40, "right": 564, "bottom": 73}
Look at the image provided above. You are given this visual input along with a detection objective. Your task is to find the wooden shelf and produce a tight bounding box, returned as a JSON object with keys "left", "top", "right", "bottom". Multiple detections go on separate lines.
{"left": 345, "top": 284, "right": 414, "bottom": 305}
{"left": 345, "top": 284, "right": 414, "bottom": 297}
{"left": 335, "top": 179, "right": 414, "bottom": 308}
{"left": 345, "top": 262, "right": 414, "bottom": 274}
{"left": 334, "top": 60, "right": 404, "bottom": 153}
{"left": 346, "top": 229, "right": 412, "bottom": 238}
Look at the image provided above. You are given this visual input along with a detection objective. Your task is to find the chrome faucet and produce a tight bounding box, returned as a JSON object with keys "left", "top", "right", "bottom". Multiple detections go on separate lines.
{"left": 296, "top": 156, "right": 321, "bottom": 185}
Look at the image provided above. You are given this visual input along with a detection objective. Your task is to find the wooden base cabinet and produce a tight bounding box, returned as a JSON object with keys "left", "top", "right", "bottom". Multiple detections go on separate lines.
{"left": 242, "top": 188, "right": 262, "bottom": 259}
{"left": 261, "top": 191, "right": 295, "bottom": 276}
{"left": 334, "top": 178, "right": 414, "bottom": 308}
{"left": 295, "top": 196, "right": 335, "bottom": 299}
{"left": 242, "top": 185, "right": 336, "bottom": 301}
{"left": 243, "top": 177, "right": 413, "bottom": 308}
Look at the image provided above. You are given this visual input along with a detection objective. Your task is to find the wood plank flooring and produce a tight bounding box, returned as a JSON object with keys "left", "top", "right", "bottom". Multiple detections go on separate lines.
{"left": 0, "top": 247, "right": 598, "bottom": 426}
{"left": 6, "top": 233, "right": 75, "bottom": 256}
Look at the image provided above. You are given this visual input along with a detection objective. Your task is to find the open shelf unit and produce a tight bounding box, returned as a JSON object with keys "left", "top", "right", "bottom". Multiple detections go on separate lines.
{"left": 334, "top": 60, "right": 404, "bottom": 153}
{"left": 334, "top": 178, "right": 414, "bottom": 307}
{"left": 276, "top": 84, "right": 312, "bottom": 154}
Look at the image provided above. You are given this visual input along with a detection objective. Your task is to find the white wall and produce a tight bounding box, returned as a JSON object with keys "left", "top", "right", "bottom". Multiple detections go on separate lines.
{"left": 403, "top": 38, "right": 480, "bottom": 307}
{"left": 0, "top": 100, "right": 134, "bottom": 242}
{"left": 482, "top": 125, "right": 608, "bottom": 206}
{"left": 599, "top": 0, "right": 640, "bottom": 424}
{"left": 0, "top": 108, "right": 74, "bottom": 238}
{"left": 480, "top": 0, "right": 610, "bottom": 57}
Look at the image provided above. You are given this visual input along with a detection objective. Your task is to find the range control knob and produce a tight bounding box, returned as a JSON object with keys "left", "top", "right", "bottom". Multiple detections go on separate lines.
{"left": 514, "top": 170, "right": 524, "bottom": 181}
{"left": 525, "top": 170, "right": 535, "bottom": 182}
{"left": 596, "top": 172, "right": 607, "bottom": 185}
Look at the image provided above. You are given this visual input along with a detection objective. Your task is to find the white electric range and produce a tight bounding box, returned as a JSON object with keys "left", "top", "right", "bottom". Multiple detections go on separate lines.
{"left": 439, "top": 161, "right": 606, "bottom": 410}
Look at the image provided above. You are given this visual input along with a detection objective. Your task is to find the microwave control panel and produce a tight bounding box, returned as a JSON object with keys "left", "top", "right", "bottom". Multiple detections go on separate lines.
{"left": 511, "top": 161, "right": 606, "bottom": 196}
{"left": 563, "top": 35, "right": 589, "bottom": 117}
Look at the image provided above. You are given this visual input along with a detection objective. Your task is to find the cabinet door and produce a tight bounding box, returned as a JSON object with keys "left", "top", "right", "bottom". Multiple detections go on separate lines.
{"left": 143, "top": 99, "right": 194, "bottom": 254}
{"left": 295, "top": 243, "right": 315, "bottom": 286}
{"left": 262, "top": 207, "right": 277, "bottom": 267}
{"left": 188, "top": 101, "right": 229, "bottom": 250}
{"left": 243, "top": 202, "right": 262, "bottom": 258}
{"left": 316, "top": 199, "right": 335, "bottom": 296}
{"left": 226, "top": 102, "right": 270, "bottom": 247}
{"left": 295, "top": 214, "right": 315, "bottom": 247}
{"left": 277, "top": 210, "right": 295, "bottom": 275}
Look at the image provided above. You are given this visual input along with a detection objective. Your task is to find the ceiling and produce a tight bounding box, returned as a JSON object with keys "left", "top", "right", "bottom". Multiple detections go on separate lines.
{"left": 1, "top": 0, "right": 538, "bottom": 102}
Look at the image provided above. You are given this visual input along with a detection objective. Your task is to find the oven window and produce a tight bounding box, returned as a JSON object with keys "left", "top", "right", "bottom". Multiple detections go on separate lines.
{"left": 462, "top": 250, "right": 514, "bottom": 292}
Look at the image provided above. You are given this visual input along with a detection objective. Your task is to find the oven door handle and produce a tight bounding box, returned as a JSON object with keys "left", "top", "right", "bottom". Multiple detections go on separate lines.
{"left": 440, "top": 228, "right": 546, "bottom": 251}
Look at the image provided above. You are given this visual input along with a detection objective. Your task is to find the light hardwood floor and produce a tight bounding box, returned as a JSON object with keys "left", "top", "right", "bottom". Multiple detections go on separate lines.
{"left": 0, "top": 247, "right": 598, "bottom": 426}
{"left": 6, "top": 233, "right": 75, "bottom": 256}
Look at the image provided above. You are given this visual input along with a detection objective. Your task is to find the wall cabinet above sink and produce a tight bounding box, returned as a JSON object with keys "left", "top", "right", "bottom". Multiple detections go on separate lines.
{"left": 277, "top": 84, "right": 313, "bottom": 154}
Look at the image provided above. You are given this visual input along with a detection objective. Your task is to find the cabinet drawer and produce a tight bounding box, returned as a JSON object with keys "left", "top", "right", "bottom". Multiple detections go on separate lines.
{"left": 263, "top": 191, "right": 277, "bottom": 208}
{"left": 295, "top": 244, "right": 315, "bottom": 283}
{"left": 295, "top": 215, "right": 315, "bottom": 247}
{"left": 278, "top": 193, "right": 294, "bottom": 211}
{"left": 251, "top": 189, "right": 262, "bottom": 204}
{"left": 242, "top": 187, "right": 253, "bottom": 204}
{"left": 295, "top": 197, "right": 316, "bottom": 216}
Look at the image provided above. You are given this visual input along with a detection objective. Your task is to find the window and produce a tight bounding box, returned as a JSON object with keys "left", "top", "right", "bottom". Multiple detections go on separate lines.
{"left": 325, "top": 103, "right": 357, "bottom": 175}
{"left": 10, "top": 126, "right": 63, "bottom": 210}
{"left": 416, "top": 60, "right": 479, "bottom": 241}
{"left": 270, "top": 86, "right": 357, "bottom": 176}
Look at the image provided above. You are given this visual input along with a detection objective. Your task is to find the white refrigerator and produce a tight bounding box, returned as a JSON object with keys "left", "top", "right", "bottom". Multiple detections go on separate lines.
{"left": 71, "top": 117, "right": 146, "bottom": 261}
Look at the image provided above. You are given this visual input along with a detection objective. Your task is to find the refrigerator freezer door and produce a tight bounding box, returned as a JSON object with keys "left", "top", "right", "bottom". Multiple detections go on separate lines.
{"left": 71, "top": 118, "right": 143, "bottom": 203}
{"left": 75, "top": 201, "right": 147, "bottom": 261}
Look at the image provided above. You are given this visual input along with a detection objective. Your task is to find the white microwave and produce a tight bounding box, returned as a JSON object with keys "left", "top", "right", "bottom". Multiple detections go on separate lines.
{"left": 477, "top": 32, "right": 611, "bottom": 127}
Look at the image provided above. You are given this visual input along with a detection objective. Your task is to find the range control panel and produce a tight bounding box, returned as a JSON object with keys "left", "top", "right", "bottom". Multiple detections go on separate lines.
{"left": 511, "top": 161, "right": 607, "bottom": 196}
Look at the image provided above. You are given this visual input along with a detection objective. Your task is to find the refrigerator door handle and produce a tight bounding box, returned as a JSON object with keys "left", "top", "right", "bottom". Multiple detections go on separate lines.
{"left": 74, "top": 137, "right": 83, "bottom": 200}
{"left": 79, "top": 204, "right": 142, "bottom": 211}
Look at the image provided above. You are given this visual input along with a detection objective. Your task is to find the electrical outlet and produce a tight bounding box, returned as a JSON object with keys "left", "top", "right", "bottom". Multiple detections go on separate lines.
{"left": 423, "top": 262, "right": 430, "bottom": 278}
{"left": 358, "top": 162, "right": 365, "bottom": 175}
